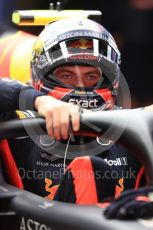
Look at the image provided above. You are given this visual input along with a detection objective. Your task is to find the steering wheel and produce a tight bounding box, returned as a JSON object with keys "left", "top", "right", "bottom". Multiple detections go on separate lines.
{"left": 0, "top": 109, "right": 153, "bottom": 230}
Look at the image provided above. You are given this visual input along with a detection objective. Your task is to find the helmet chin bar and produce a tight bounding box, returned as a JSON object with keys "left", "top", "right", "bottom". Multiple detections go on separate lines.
{"left": 38, "top": 84, "right": 114, "bottom": 111}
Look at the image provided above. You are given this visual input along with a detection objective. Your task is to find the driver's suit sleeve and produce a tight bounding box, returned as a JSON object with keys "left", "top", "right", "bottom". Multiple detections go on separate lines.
{"left": 0, "top": 78, "right": 44, "bottom": 111}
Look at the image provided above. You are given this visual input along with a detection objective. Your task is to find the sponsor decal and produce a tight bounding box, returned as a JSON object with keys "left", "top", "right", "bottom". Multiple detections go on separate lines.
{"left": 44, "top": 30, "right": 108, "bottom": 51}
{"left": 69, "top": 98, "right": 98, "bottom": 108}
{"left": 115, "top": 178, "right": 124, "bottom": 197}
{"left": 63, "top": 91, "right": 105, "bottom": 110}
{"left": 44, "top": 37, "right": 57, "bottom": 51}
{"left": 32, "top": 38, "right": 43, "bottom": 61}
{"left": 68, "top": 54, "right": 97, "bottom": 60}
{"left": 74, "top": 90, "right": 93, "bottom": 95}
{"left": 45, "top": 178, "right": 59, "bottom": 200}
{"left": 69, "top": 38, "right": 93, "bottom": 49}
{"left": 36, "top": 161, "right": 65, "bottom": 168}
{"left": 20, "top": 217, "right": 51, "bottom": 230}
{"left": 36, "top": 161, "right": 49, "bottom": 167}
{"left": 104, "top": 157, "right": 128, "bottom": 166}
{"left": 57, "top": 30, "right": 108, "bottom": 42}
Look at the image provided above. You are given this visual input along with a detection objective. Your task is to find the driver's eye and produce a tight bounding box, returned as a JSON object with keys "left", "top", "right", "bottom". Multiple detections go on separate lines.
{"left": 63, "top": 75, "right": 73, "bottom": 79}
{"left": 87, "top": 75, "right": 99, "bottom": 81}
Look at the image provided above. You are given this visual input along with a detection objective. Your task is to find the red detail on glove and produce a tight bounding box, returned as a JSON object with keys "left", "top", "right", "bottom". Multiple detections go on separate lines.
{"left": 136, "top": 196, "right": 151, "bottom": 202}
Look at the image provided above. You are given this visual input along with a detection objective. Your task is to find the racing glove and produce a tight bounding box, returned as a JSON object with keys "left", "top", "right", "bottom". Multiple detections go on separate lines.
{"left": 104, "top": 186, "right": 153, "bottom": 219}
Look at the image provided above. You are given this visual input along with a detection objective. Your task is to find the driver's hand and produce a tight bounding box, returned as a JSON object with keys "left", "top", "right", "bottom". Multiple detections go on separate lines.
{"left": 34, "top": 95, "right": 80, "bottom": 140}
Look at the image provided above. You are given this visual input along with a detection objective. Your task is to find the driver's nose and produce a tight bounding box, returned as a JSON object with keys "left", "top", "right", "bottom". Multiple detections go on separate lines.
{"left": 74, "top": 74, "right": 85, "bottom": 87}
{"left": 76, "top": 79, "right": 85, "bottom": 87}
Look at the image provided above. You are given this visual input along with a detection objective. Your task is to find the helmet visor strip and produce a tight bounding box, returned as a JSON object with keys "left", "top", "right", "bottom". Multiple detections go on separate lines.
{"left": 46, "top": 37, "right": 120, "bottom": 65}
{"left": 43, "top": 38, "right": 120, "bottom": 90}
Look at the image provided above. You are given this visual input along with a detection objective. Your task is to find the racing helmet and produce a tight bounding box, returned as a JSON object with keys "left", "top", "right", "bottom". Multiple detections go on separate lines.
{"left": 31, "top": 18, "right": 121, "bottom": 111}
